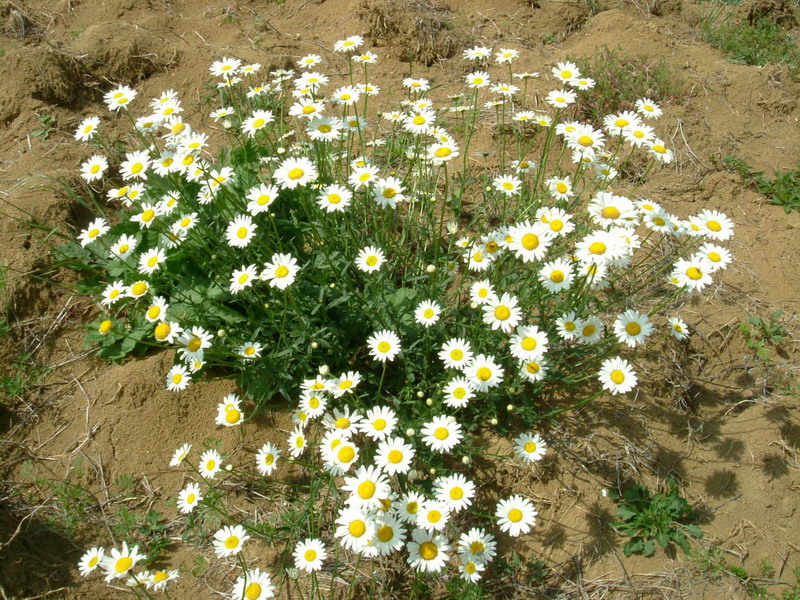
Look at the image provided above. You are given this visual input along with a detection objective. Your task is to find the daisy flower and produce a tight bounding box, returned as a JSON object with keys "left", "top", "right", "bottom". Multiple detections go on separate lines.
{"left": 671, "top": 257, "right": 714, "bottom": 292}
{"left": 242, "top": 109, "right": 274, "bottom": 137}
{"left": 465, "top": 71, "right": 491, "bottom": 88}
{"left": 493, "top": 174, "right": 522, "bottom": 196}
{"left": 79, "top": 546, "right": 105, "bottom": 577}
{"left": 442, "top": 377, "right": 475, "bottom": 409}
{"left": 427, "top": 140, "right": 460, "bottom": 164}
{"left": 323, "top": 406, "right": 363, "bottom": 435}
{"left": 299, "top": 390, "right": 327, "bottom": 419}
{"left": 126, "top": 280, "right": 149, "bottom": 299}
{"left": 288, "top": 427, "right": 307, "bottom": 457}
{"left": 318, "top": 184, "right": 352, "bottom": 213}
{"left": 407, "top": 528, "right": 450, "bottom": 573}
{"left": 80, "top": 155, "right": 108, "bottom": 182}
{"left": 109, "top": 234, "right": 137, "bottom": 260}
{"left": 507, "top": 221, "right": 554, "bottom": 263}
{"left": 438, "top": 338, "right": 473, "bottom": 370}
{"left": 332, "top": 371, "right": 362, "bottom": 398}
{"left": 143, "top": 297, "right": 168, "bottom": 323}
{"left": 169, "top": 443, "right": 191, "bottom": 467}
{"left": 146, "top": 569, "right": 179, "bottom": 592}
{"left": 434, "top": 474, "right": 475, "bottom": 512}
{"left": 469, "top": 280, "right": 498, "bottom": 305}
{"left": 636, "top": 97, "right": 663, "bottom": 119}
{"left": 138, "top": 248, "right": 166, "bottom": 275}
{"left": 514, "top": 432, "right": 547, "bottom": 463}
{"left": 104, "top": 85, "right": 137, "bottom": 111}
{"left": 361, "top": 406, "right": 397, "bottom": 440}
{"left": 574, "top": 315, "right": 605, "bottom": 345}
{"left": 519, "top": 357, "right": 548, "bottom": 382}
{"left": 230, "top": 264, "right": 259, "bottom": 294}
{"left": 298, "top": 53, "right": 322, "bottom": 68}
{"left": 213, "top": 525, "right": 249, "bottom": 558}
{"left": 403, "top": 109, "right": 436, "bottom": 135}
{"left": 78, "top": 218, "right": 110, "bottom": 247}
{"left": 100, "top": 542, "right": 143, "bottom": 581}
{"left": 323, "top": 437, "right": 359, "bottom": 475}
{"left": 210, "top": 57, "right": 241, "bottom": 77}
{"left": 335, "top": 507, "right": 376, "bottom": 552}
{"left": 230, "top": 568, "right": 274, "bottom": 600}
{"left": 463, "top": 45, "right": 491, "bottom": 60}
{"left": 342, "top": 465, "right": 390, "bottom": 510}
{"left": 598, "top": 356, "right": 638, "bottom": 395}
{"left": 245, "top": 183, "right": 279, "bottom": 216}
{"left": 294, "top": 538, "right": 326, "bottom": 572}
{"left": 417, "top": 500, "right": 451, "bottom": 531}
{"left": 216, "top": 394, "right": 244, "bottom": 427}
{"left": 100, "top": 280, "right": 126, "bottom": 307}
{"left": 273, "top": 156, "right": 317, "bottom": 189}
{"left": 177, "top": 482, "right": 202, "bottom": 514}
{"left": 225, "top": 215, "right": 257, "bottom": 248}
{"left": 647, "top": 139, "right": 674, "bottom": 163}
{"left": 508, "top": 325, "right": 549, "bottom": 361}
{"left": 483, "top": 293, "right": 522, "bottom": 333}
{"left": 369, "top": 513, "right": 407, "bottom": 556}
{"left": 464, "top": 354, "right": 504, "bottom": 392}
{"left": 131, "top": 203, "right": 160, "bottom": 229}
{"left": 256, "top": 442, "right": 281, "bottom": 476}
{"left": 668, "top": 317, "right": 690, "bottom": 341}
{"left": 459, "top": 558, "right": 486, "bottom": 583}
{"left": 199, "top": 449, "right": 222, "bottom": 479}
{"left": 494, "top": 48, "right": 519, "bottom": 63}
{"left": 546, "top": 89, "right": 577, "bottom": 108}
{"left": 262, "top": 253, "right": 300, "bottom": 290}
{"left": 238, "top": 342, "right": 262, "bottom": 360}
{"left": 458, "top": 528, "right": 497, "bottom": 563}
{"left": 604, "top": 110, "right": 641, "bottom": 135}
{"left": 375, "top": 436, "right": 415, "bottom": 475}
{"left": 539, "top": 258, "right": 575, "bottom": 293}
{"left": 695, "top": 209, "right": 734, "bottom": 241}
{"left": 307, "top": 116, "right": 343, "bottom": 141}
{"left": 495, "top": 495, "right": 538, "bottom": 536}
{"left": 349, "top": 164, "right": 380, "bottom": 189}
{"left": 613, "top": 309, "right": 654, "bottom": 348}
{"left": 166, "top": 365, "right": 191, "bottom": 392}
{"left": 420, "top": 415, "right": 462, "bottom": 453}
{"left": 75, "top": 116, "right": 100, "bottom": 142}
{"left": 415, "top": 300, "right": 441, "bottom": 327}
{"left": 694, "top": 243, "right": 732, "bottom": 272}
{"left": 623, "top": 122, "right": 655, "bottom": 147}
{"left": 373, "top": 176, "right": 405, "bottom": 209}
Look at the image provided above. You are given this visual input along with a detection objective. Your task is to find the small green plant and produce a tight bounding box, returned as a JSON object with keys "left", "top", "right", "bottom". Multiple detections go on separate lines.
{"left": 30, "top": 112, "right": 57, "bottom": 140}
{"left": 739, "top": 310, "right": 786, "bottom": 361}
{"left": 572, "top": 47, "right": 684, "bottom": 125}
{"left": 723, "top": 154, "right": 800, "bottom": 213}
{"left": 700, "top": 13, "right": 800, "bottom": 75}
{"left": 609, "top": 479, "right": 702, "bottom": 556}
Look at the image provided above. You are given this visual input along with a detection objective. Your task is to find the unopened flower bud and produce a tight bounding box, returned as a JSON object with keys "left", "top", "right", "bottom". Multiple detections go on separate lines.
{"left": 217, "top": 329, "right": 226, "bottom": 338}
{"left": 319, "top": 365, "right": 330, "bottom": 376}
{"left": 329, "top": 283, "right": 336, "bottom": 289}
{"left": 416, "top": 391, "right": 424, "bottom": 398}
{"left": 310, "top": 341, "right": 319, "bottom": 349}
{"left": 470, "top": 301, "right": 479, "bottom": 309}
{"left": 426, "top": 264, "right": 436, "bottom": 273}
{"left": 225, "top": 464, "right": 233, "bottom": 471}
{"left": 462, "top": 455, "right": 471, "bottom": 465}
{"left": 425, "top": 398, "right": 433, "bottom": 406}
{"left": 429, "top": 467, "right": 436, "bottom": 476}
{"left": 405, "top": 428, "right": 415, "bottom": 437}
{"left": 506, "top": 404, "right": 515, "bottom": 412}
{"left": 490, "top": 417, "right": 498, "bottom": 426}
{"left": 447, "top": 222, "right": 458, "bottom": 235}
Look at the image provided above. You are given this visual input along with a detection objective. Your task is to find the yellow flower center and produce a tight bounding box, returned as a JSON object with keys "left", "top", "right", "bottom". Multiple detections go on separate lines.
{"left": 335, "top": 417, "right": 350, "bottom": 429}
{"left": 99, "top": 320, "right": 113, "bottom": 334}
{"left": 450, "top": 349, "right": 464, "bottom": 361}
{"left": 172, "top": 373, "right": 183, "bottom": 384}
{"left": 549, "top": 270, "right": 565, "bottom": 283}
{"left": 686, "top": 266, "right": 702, "bottom": 280}
{"left": 303, "top": 105, "right": 316, "bottom": 114}
{"left": 147, "top": 256, "right": 158, "bottom": 268}
{"left": 358, "top": 481, "right": 376, "bottom": 499}
{"left": 187, "top": 337, "right": 202, "bottom": 352}
{"left": 583, "top": 325, "right": 596, "bottom": 337}
{"left": 419, "top": 542, "right": 438, "bottom": 560}
{"left": 626, "top": 322, "right": 641, "bottom": 336}
{"left": 503, "top": 182, "right": 514, "bottom": 190}
{"left": 225, "top": 409, "right": 241, "bottom": 424}
{"left": 348, "top": 520, "right": 366, "bottom": 538}
{"left": 186, "top": 493, "right": 196, "bottom": 504}
{"left": 524, "top": 441, "right": 537, "bottom": 453}
{"left": 295, "top": 436, "right": 305, "bottom": 449}
{"left": 388, "top": 449, "right": 403, "bottom": 463}
{"left": 601, "top": 206, "right": 620, "bottom": 219}
{"left": 589, "top": 242, "right": 606, "bottom": 255}
{"left": 115, "top": 557, "right": 133, "bottom": 573}
{"left": 476, "top": 367, "right": 491, "bottom": 381}
{"left": 153, "top": 571, "right": 169, "bottom": 582}
{"left": 427, "top": 510, "right": 442, "bottom": 523}
{"left": 453, "top": 387, "right": 466, "bottom": 399}
{"left": 318, "top": 124, "right": 331, "bottom": 133}
{"left": 373, "top": 418, "right": 387, "bottom": 430}
{"left": 275, "top": 266, "right": 289, "bottom": 278}
{"left": 707, "top": 220, "right": 722, "bottom": 232}
{"left": 708, "top": 252, "right": 721, "bottom": 262}
{"left": 450, "top": 488, "right": 464, "bottom": 500}
{"left": 434, "top": 427, "right": 449, "bottom": 440}
{"left": 435, "top": 147, "right": 452, "bottom": 158}
{"left": 611, "top": 370, "right": 625, "bottom": 384}
{"left": 147, "top": 306, "right": 161, "bottom": 319}
{"left": 245, "top": 583, "right": 262, "bottom": 599}
{"left": 288, "top": 168, "right": 304, "bottom": 180}
{"left": 508, "top": 508, "right": 523, "bottom": 523}
{"left": 237, "top": 227, "right": 248, "bottom": 239}
{"left": 578, "top": 135, "right": 593, "bottom": 147}
{"left": 494, "top": 306, "right": 511, "bottom": 320}
{"left": 182, "top": 154, "right": 194, "bottom": 166}
{"left": 244, "top": 346, "right": 256, "bottom": 356}
{"left": 423, "top": 308, "right": 434, "bottom": 319}
{"left": 90, "top": 164, "right": 101, "bottom": 174}
{"left": 653, "top": 217, "right": 665, "bottom": 226}
{"left": 154, "top": 323, "right": 171, "bottom": 340}
{"left": 131, "top": 282, "right": 147, "bottom": 296}
{"left": 469, "top": 541, "right": 484, "bottom": 554}
{"left": 377, "top": 525, "right": 393, "bottom": 542}
{"left": 521, "top": 233, "right": 539, "bottom": 250}
{"left": 413, "top": 116, "right": 426, "bottom": 125}
{"left": 264, "top": 454, "right": 274, "bottom": 465}
{"left": 239, "top": 273, "right": 250, "bottom": 284}
{"left": 252, "top": 118, "right": 265, "bottom": 129}
{"left": 338, "top": 446, "right": 355, "bottom": 463}
{"left": 304, "top": 549, "right": 317, "bottom": 562}
{"left": 383, "top": 188, "right": 397, "bottom": 198}
{"left": 88, "top": 228, "right": 100, "bottom": 238}
{"left": 521, "top": 337, "right": 537, "bottom": 351}
{"left": 141, "top": 209, "right": 155, "bottom": 222}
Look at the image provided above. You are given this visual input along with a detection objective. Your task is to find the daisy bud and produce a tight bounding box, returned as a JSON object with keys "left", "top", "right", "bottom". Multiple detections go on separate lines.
{"left": 408, "top": 469, "right": 419, "bottom": 480}
{"left": 310, "top": 341, "right": 319, "bottom": 349}
{"left": 416, "top": 391, "right": 425, "bottom": 398}
{"left": 490, "top": 417, "right": 498, "bottom": 426}
{"left": 447, "top": 221, "right": 458, "bottom": 234}
{"left": 277, "top": 147, "right": 286, "bottom": 154}
{"left": 329, "top": 283, "right": 336, "bottom": 288}
{"left": 509, "top": 387, "right": 516, "bottom": 393}
{"left": 429, "top": 467, "right": 436, "bottom": 476}
{"left": 286, "top": 567, "right": 300, "bottom": 580}
{"left": 425, "top": 398, "right": 433, "bottom": 406}
{"left": 225, "top": 464, "right": 233, "bottom": 471}
{"left": 263, "top": 303, "right": 270, "bottom": 309}
{"left": 223, "top": 120, "right": 232, "bottom": 129}
{"left": 319, "top": 365, "right": 330, "bottom": 376}
{"left": 426, "top": 264, "right": 436, "bottom": 273}
{"left": 506, "top": 404, "right": 515, "bottom": 412}
{"left": 405, "top": 428, "right": 415, "bottom": 437}
{"left": 217, "top": 329, "right": 226, "bottom": 338}
{"left": 462, "top": 456, "right": 471, "bottom": 465}
{"left": 405, "top": 149, "right": 415, "bottom": 159}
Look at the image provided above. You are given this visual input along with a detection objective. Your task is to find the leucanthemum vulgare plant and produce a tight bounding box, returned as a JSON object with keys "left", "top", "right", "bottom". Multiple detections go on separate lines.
{"left": 61, "top": 37, "right": 734, "bottom": 598}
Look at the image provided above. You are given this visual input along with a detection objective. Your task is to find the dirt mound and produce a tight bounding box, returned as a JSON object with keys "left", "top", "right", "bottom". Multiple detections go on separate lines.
{"left": 358, "top": 0, "right": 466, "bottom": 64}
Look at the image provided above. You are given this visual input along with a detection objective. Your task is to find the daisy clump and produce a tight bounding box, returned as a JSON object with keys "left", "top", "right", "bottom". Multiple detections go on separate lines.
{"left": 65, "top": 36, "right": 734, "bottom": 597}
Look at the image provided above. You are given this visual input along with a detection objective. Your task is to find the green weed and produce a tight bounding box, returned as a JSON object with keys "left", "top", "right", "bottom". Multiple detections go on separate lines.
{"left": 739, "top": 310, "right": 787, "bottom": 362}
{"left": 723, "top": 154, "right": 800, "bottom": 213}
{"left": 30, "top": 112, "right": 57, "bottom": 140}
{"left": 609, "top": 479, "right": 702, "bottom": 556}
{"left": 571, "top": 47, "right": 684, "bottom": 125}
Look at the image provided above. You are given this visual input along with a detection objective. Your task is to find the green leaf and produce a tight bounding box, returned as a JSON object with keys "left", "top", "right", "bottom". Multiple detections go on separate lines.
{"left": 617, "top": 505, "right": 637, "bottom": 521}
{"left": 642, "top": 539, "right": 655, "bottom": 556}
